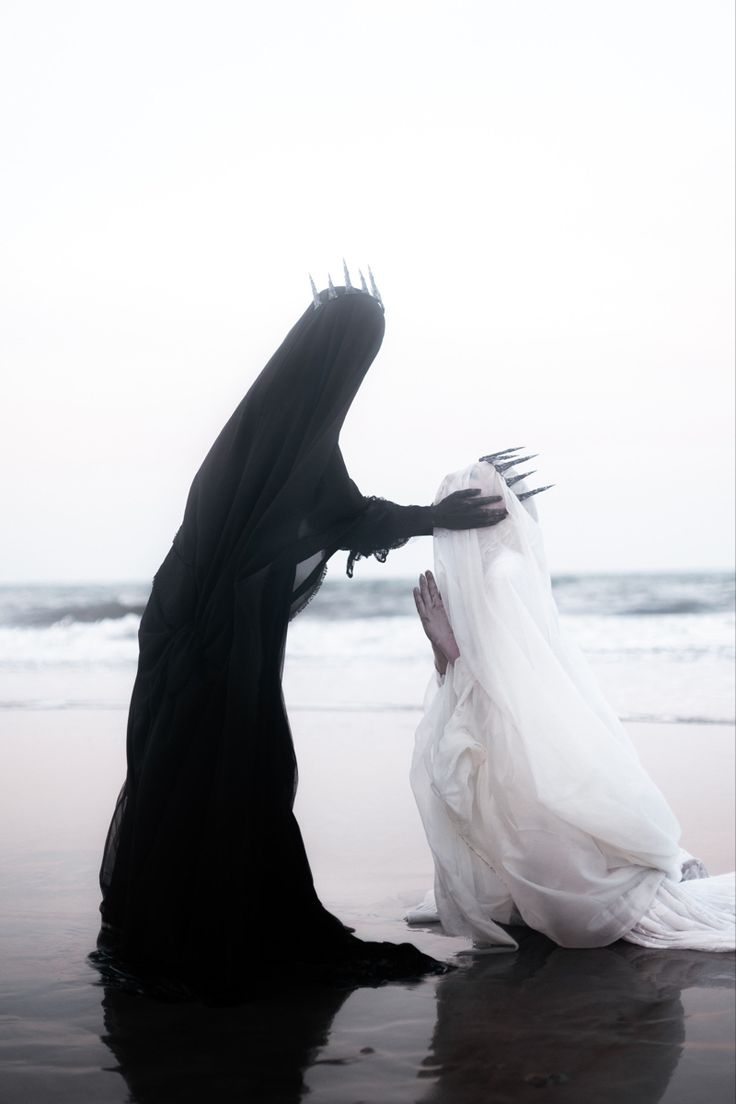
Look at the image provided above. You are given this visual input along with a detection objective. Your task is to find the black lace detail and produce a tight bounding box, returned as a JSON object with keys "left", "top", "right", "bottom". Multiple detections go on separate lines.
{"left": 345, "top": 496, "right": 413, "bottom": 578}
{"left": 346, "top": 536, "right": 410, "bottom": 578}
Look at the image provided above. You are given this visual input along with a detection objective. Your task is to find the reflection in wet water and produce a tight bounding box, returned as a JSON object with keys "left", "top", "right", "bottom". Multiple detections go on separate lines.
{"left": 95, "top": 928, "right": 734, "bottom": 1104}
{"left": 424, "top": 931, "right": 734, "bottom": 1104}
{"left": 99, "top": 982, "right": 353, "bottom": 1104}
{"left": 21, "top": 929, "right": 736, "bottom": 1104}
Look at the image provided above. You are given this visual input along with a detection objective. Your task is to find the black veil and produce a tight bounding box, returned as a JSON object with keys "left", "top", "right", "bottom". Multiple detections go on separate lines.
{"left": 98, "top": 287, "right": 438, "bottom": 993}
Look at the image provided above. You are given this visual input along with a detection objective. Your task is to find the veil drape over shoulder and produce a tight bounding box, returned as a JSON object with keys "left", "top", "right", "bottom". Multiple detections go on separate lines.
{"left": 99, "top": 288, "right": 437, "bottom": 990}
{"left": 411, "top": 462, "right": 685, "bottom": 949}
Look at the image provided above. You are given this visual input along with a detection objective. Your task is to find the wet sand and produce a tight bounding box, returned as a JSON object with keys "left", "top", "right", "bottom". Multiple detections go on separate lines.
{"left": 0, "top": 707, "right": 733, "bottom": 1103}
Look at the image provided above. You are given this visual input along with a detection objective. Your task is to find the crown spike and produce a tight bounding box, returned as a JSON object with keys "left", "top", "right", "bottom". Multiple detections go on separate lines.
{"left": 480, "top": 447, "right": 524, "bottom": 462}
{"left": 343, "top": 259, "right": 354, "bottom": 291}
{"left": 506, "top": 470, "right": 536, "bottom": 487}
{"left": 358, "top": 269, "right": 369, "bottom": 293}
{"left": 495, "top": 453, "right": 538, "bottom": 473}
{"left": 517, "top": 484, "right": 555, "bottom": 501}
{"left": 327, "top": 274, "right": 337, "bottom": 300}
{"left": 309, "top": 274, "right": 321, "bottom": 310}
{"left": 367, "top": 265, "right": 383, "bottom": 308}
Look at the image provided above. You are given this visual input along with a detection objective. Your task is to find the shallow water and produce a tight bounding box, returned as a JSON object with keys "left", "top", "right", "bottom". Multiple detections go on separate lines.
{"left": 0, "top": 703, "right": 733, "bottom": 1103}
{"left": 0, "top": 850, "right": 734, "bottom": 1103}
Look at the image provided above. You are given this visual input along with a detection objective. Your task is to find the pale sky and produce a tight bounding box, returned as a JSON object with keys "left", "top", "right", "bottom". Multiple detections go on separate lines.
{"left": 1, "top": 0, "right": 733, "bottom": 582}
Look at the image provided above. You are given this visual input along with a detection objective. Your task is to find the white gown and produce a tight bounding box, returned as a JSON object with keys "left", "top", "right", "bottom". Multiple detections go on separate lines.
{"left": 409, "top": 461, "right": 735, "bottom": 952}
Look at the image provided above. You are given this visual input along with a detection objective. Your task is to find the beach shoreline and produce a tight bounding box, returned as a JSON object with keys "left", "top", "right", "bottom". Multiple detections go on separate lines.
{"left": 0, "top": 706, "right": 733, "bottom": 1102}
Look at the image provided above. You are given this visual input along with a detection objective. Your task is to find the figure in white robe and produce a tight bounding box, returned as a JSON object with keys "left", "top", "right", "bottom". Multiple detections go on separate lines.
{"left": 408, "top": 458, "right": 735, "bottom": 953}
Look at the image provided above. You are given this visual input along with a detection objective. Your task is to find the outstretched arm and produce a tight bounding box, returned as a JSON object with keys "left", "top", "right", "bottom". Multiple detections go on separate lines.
{"left": 413, "top": 570, "right": 460, "bottom": 677}
{"left": 341, "top": 489, "right": 507, "bottom": 576}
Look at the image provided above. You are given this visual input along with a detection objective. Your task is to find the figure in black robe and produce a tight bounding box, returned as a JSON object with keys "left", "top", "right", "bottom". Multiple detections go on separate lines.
{"left": 97, "top": 283, "right": 505, "bottom": 996}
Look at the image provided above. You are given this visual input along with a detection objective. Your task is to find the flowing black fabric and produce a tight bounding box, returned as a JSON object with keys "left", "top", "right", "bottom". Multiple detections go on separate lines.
{"left": 98, "top": 288, "right": 439, "bottom": 992}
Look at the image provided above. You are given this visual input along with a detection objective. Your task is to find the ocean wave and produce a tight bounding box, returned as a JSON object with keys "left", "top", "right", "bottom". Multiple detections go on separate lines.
{"left": 300, "top": 574, "right": 736, "bottom": 620}
{"left": 620, "top": 601, "right": 721, "bottom": 616}
{"left": 550, "top": 572, "right": 734, "bottom": 618}
{"left": 0, "top": 577, "right": 732, "bottom": 725}
{"left": 0, "top": 573, "right": 732, "bottom": 628}
{"left": 21, "top": 599, "right": 147, "bottom": 627}
{"left": 0, "top": 615, "right": 140, "bottom": 667}
{"left": 0, "top": 584, "right": 149, "bottom": 628}
{"left": 0, "top": 609, "right": 733, "bottom": 669}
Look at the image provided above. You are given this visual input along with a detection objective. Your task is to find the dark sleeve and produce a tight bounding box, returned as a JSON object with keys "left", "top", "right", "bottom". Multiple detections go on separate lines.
{"left": 339, "top": 497, "right": 435, "bottom": 577}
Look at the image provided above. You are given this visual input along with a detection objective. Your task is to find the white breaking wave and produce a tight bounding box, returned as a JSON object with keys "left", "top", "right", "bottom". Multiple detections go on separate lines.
{"left": 0, "top": 614, "right": 140, "bottom": 667}
{"left": 1, "top": 610, "right": 732, "bottom": 669}
{"left": 0, "top": 604, "right": 732, "bottom": 724}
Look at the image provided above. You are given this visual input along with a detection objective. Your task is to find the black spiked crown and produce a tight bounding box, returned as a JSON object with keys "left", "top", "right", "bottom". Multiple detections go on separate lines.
{"left": 479, "top": 447, "right": 554, "bottom": 503}
{"left": 309, "top": 261, "right": 384, "bottom": 311}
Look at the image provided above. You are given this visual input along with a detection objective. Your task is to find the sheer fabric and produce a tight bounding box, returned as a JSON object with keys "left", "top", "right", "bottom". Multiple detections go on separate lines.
{"left": 410, "top": 461, "right": 735, "bottom": 951}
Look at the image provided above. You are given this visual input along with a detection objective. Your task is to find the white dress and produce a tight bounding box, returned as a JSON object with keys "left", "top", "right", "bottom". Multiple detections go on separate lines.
{"left": 409, "top": 461, "right": 735, "bottom": 952}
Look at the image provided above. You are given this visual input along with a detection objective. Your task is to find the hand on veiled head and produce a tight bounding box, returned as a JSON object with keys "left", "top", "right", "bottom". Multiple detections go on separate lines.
{"left": 432, "top": 489, "right": 507, "bottom": 530}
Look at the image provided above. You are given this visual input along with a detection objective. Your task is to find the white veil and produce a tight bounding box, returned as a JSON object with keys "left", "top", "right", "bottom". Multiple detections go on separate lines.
{"left": 410, "top": 461, "right": 683, "bottom": 949}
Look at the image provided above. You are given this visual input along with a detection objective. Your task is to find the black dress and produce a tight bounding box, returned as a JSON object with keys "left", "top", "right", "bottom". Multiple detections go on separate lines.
{"left": 97, "top": 286, "right": 441, "bottom": 994}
